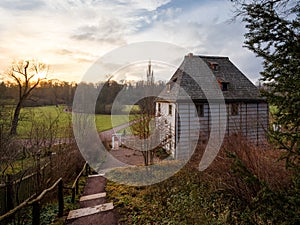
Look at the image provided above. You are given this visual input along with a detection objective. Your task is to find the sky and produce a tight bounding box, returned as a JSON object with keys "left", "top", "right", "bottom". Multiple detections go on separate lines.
{"left": 0, "top": 0, "right": 263, "bottom": 84}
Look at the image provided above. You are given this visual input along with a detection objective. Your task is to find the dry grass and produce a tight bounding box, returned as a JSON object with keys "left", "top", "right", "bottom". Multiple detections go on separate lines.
{"left": 188, "top": 134, "right": 291, "bottom": 201}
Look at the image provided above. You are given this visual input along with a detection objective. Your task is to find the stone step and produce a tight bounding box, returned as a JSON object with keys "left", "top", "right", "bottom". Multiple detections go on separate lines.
{"left": 67, "top": 202, "right": 114, "bottom": 220}
{"left": 88, "top": 173, "right": 105, "bottom": 178}
{"left": 79, "top": 192, "right": 106, "bottom": 202}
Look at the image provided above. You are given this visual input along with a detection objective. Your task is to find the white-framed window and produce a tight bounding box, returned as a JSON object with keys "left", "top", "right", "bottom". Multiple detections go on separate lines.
{"left": 158, "top": 103, "right": 161, "bottom": 113}
{"left": 168, "top": 104, "right": 172, "bottom": 115}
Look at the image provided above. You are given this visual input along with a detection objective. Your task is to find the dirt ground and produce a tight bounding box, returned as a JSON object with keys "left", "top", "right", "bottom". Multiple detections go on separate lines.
{"left": 109, "top": 147, "right": 146, "bottom": 165}
{"left": 109, "top": 147, "right": 163, "bottom": 166}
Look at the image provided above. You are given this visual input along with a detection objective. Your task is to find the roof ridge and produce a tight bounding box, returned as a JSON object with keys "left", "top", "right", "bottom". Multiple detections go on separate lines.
{"left": 198, "top": 55, "right": 228, "bottom": 59}
{"left": 185, "top": 54, "right": 229, "bottom": 59}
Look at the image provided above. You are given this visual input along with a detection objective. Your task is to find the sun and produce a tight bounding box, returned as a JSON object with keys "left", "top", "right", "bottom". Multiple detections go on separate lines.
{"left": 32, "top": 71, "right": 47, "bottom": 82}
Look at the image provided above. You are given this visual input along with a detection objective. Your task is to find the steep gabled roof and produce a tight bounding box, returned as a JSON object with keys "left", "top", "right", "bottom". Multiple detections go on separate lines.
{"left": 158, "top": 54, "right": 265, "bottom": 103}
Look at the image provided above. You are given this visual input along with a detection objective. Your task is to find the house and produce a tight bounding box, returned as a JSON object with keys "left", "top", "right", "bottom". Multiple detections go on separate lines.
{"left": 155, "top": 53, "right": 269, "bottom": 160}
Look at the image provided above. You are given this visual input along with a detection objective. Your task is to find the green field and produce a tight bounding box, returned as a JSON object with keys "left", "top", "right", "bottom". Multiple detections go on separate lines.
{"left": 16, "top": 105, "right": 135, "bottom": 138}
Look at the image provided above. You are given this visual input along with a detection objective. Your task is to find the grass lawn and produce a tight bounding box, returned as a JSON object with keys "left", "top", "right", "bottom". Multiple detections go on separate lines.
{"left": 16, "top": 105, "right": 136, "bottom": 138}
{"left": 95, "top": 114, "right": 135, "bottom": 132}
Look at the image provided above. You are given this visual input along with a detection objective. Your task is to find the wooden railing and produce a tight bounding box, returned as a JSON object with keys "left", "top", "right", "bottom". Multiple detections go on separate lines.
{"left": 0, "top": 162, "right": 51, "bottom": 215}
{"left": 71, "top": 162, "right": 90, "bottom": 203}
{"left": 0, "top": 178, "right": 63, "bottom": 225}
{"left": 0, "top": 162, "right": 90, "bottom": 225}
{"left": 30, "top": 178, "right": 64, "bottom": 225}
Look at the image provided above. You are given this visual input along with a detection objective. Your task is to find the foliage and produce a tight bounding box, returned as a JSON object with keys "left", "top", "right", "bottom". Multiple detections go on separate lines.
{"left": 226, "top": 152, "right": 300, "bottom": 224}
{"left": 0, "top": 79, "right": 76, "bottom": 107}
{"left": 107, "top": 165, "right": 298, "bottom": 225}
{"left": 96, "top": 79, "right": 123, "bottom": 114}
{"left": 232, "top": 0, "right": 300, "bottom": 170}
{"left": 94, "top": 78, "right": 165, "bottom": 114}
{"left": 106, "top": 166, "right": 211, "bottom": 225}
{"left": 155, "top": 147, "right": 170, "bottom": 160}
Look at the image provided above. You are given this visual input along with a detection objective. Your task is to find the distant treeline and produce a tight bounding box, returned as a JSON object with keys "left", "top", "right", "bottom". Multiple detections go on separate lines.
{"left": 74, "top": 79, "right": 166, "bottom": 114}
{"left": 0, "top": 80, "right": 76, "bottom": 107}
{"left": 0, "top": 79, "right": 166, "bottom": 114}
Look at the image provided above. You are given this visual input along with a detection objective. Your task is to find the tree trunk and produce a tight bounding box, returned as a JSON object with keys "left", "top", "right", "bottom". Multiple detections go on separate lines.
{"left": 10, "top": 101, "right": 22, "bottom": 135}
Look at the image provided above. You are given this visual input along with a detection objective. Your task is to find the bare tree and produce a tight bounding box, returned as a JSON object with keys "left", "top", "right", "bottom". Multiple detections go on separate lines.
{"left": 130, "top": 98, "right": 155, "bottom": 166}
{"left": 130, "top": 94, "right": 172, "bottom": 166}
{"left": 6, "top": 60, "right": 48, "bottom": 135}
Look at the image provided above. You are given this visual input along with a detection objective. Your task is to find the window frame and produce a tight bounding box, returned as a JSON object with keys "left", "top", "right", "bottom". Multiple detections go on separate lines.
{"left": 158, "top": 103, "right": 161, "bottom": 114}
{"left": 221, "top": 82, "right": 228, "bottom": 91}
{"left": 168, "top": 104, "right": 172, "bottom": 115}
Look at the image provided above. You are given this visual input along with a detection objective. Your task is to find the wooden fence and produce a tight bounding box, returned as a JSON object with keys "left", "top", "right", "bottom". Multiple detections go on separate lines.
{"left": 0, "top": 152, "right": 57, "bottom": 214}
{"left": 0, "top": 161, "right": 51, "bottom": 215}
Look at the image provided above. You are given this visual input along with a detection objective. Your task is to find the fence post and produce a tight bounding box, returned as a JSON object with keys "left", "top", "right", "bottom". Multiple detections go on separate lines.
{"left": 85, "top": 164, "right": 89, "bottom": 176}
{"left": 32, "top": 201, "right": 40, "bottom": 225}
{"left": 71, "top": 187, "right": 75, "bottom": 203}
{"left": 58, "top": 179, "right": 64, "bottom": 217}
{"left": 6, "top": 174, "right": 14, "bottom": 211}
{"left": 75, "top": 179, "right": 79, "bottom": 195}
{"left": 88, "top": 164, "right": 91, "bottom": 175}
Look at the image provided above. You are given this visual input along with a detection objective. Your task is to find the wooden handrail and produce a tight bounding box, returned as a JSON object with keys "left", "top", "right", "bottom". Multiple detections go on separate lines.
{"left": 72, "top": 162, "right": 87, "bottom": 189}
{"left": 0, "top": 194, "right": 36, "bottom": 222}
{"left": 0, "top": 162, "right": 88, "bottom": 223}
{"left": 71, "top": 162, "right": 87, "bottom": 203}
{"left": 29, "top": 178, "right": 62, "bottom": 204}
{"left": 0, "top": 178, "right": 63, "bottom": 222}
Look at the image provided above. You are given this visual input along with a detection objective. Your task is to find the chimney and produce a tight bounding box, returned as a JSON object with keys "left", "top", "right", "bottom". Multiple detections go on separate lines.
{"left": 187, "top": 52, "right": 193, "bottom": 58}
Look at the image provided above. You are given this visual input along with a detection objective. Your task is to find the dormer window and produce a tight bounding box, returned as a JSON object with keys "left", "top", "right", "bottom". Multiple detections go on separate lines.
{"left": 217, "top": 78, "right": 229, "bottom": 91}
{"left": 208, "top": 61, "right": 219, "bottom": 71}
{"left": 221, "top": 82, "right": 228, "bottom": 91}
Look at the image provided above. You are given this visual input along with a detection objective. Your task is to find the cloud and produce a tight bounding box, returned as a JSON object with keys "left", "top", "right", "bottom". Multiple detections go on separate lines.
{"left": 111, "top": 61, "right": 176, "bottom": 82}
{"left": 56, "top": 49, "right": 98, "bottom": 63}
{"left": 112, "top": 0, "right": 172, "bottom": 11}
{"left": 128, "top": 0, "right": 262, "bottom": 82}
{"left": 71, "top": 18, "right": 127, "bottom": 45}
{"left": 0, "top": 0, "right": 262, "bottom": 83}
{"left": 0, "top": 0, "right": 45, "bottom": 11}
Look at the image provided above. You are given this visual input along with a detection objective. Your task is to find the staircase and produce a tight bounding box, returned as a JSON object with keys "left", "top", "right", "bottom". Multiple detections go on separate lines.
{"left": 66, "top": 174, "right": 118, "bottom": 225}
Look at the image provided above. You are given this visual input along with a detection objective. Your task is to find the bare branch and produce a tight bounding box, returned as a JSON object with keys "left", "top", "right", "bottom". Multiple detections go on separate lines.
{"left": 6, "top": 59, "right": 49, "bottom": 135}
